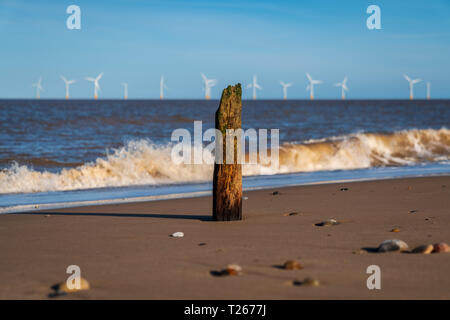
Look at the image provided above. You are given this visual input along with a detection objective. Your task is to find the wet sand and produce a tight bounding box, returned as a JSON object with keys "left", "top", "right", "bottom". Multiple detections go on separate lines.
{"left": 0, "top": 176, "right": 449, "bottom": 299}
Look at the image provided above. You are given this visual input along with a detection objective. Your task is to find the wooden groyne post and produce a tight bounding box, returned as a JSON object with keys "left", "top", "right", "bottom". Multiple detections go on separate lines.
{"left": 213, "top": 84, "right": 243, "bottom": 221}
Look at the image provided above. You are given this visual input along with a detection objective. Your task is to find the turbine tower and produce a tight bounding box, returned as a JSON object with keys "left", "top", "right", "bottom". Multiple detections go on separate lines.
{"left": 200, "top": 73, "right": 217, "bottom": 100}
{"left": 403, "top": 74, "right": 421, "bottom": 100}
{"left": 247, "top": 75, "right": 262, "bottom": 100}
{"left": 426, "top": 82, "right": 431, "bottom": 100}
{"left": 85, "top": 72, "right": 103, "bottom": 100}
{"left": 60, "top": 76, "right": 76, "bottom": 100}
{"left": 306, "top": 73, "right": 322, "bottom": 100}
{"left": 121, "top": 82, "right": 128, "bottom": 100}
{"left": 32, "top": 77, "right": 43, "bottom": 99}
{"left": 334, "top": 76, "right": 348, "bottom": 100}
{"left": 279, "top": 81, "right": 293, "bottom": 100}
{"left": 160, "top": 76, "right": 168, "bottom": 100}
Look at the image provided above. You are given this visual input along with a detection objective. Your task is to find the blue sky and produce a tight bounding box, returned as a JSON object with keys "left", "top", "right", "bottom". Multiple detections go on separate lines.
{"left": 0, "top": 0, "right": 449, "bottom": 99}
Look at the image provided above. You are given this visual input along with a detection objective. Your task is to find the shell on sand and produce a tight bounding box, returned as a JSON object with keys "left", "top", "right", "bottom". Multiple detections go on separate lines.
{"left": 55, "top": 277, "right": 90, "bottom": 294}
{"left": 411, "top": 244, "right": 434, "bottom": 254}
{"left": 283, "top": 260, "right": 303, "bottom": 270}
{"left": 432, "top": 242, "right": 450, "bottom": 253}
{"left": 377, "top": 239, "right": 409, "bottom": 252}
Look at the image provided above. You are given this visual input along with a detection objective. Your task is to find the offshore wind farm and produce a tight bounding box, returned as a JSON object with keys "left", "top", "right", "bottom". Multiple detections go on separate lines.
{"left": 21, "top": 72, "right": 432, "bottom": 100}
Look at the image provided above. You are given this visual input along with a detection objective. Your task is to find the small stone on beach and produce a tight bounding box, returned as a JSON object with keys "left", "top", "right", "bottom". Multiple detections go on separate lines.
{"left": 272, "top": 191, "right": 279, "bottom": 195}
{"left": 411, "top": 244, "right": 433, "bottom": 254}
{"left": 315, "top": 219, "right": 339, "bottom": 227}
{"left": 226, "top": 264, "right": 242, "bottom": 275}
{"left": 390, "top": 228, "right": 400, "bottom": 233}
{"left": 50, "top": 277, "right": 90, "bottom": 297}
{"left": 170, "top": 232, "right": 184, "bottom": 238}
{"left": 377, "top": 239, "right": 409, "bottom": 253}
{"left": 283, "top": 260, "right": 303, "bottom": 270}
{"left": 293, "top": 277, "right": 320, "bottom": 287}
{"left": 283, "top": 212, "right": 299, "bottom": 217}
{"left": 211, "top": 264, "right": 242, "bottom": 277}
{"left": 432, "top": 242, "right": 450, "bottom": 253}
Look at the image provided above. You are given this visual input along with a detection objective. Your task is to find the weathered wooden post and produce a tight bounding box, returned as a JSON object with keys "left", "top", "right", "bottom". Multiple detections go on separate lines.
{"left": 213, "top": 84, "right": 243, "bottom": 221}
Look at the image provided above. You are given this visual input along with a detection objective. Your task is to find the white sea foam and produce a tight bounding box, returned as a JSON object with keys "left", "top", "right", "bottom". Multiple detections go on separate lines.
{"left": 0, "top": 128, "right": 449, "bottom": 194}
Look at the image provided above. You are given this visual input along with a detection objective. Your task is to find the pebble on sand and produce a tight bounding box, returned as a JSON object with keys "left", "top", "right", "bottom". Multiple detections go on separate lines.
{"left": 293, "top": 277, "right": 320, "bottom": 287}
{"left": 171, "top": 232, "right": 184, "bottom": 238}
{"left": 390, "top": 228, "right": 400, "bottom": 233}
{"left": 283, "top": 260, "right": 303, "bottom": 270}
{"left": 210, "top": 264, "right": 243, "bottom": 277}
{"left": 377, "top": 239, "right": 409, "bottom": 253}
{"left": 225, "top": 264, "right": 242, "bottom": 276}
{"left": 283, "top": 212, "right": 299, "bottom": 217}
{"left": 315, "top": 219, "right": 339, "bottom": 227}
{"left": 411, "top": 244, "right": 434, "bottom": 254}
{"left": 50, "top": 277, "right": 90, "bottom": 297}
{"left": 432, "top": 242, "right": 450, "bottom": 253}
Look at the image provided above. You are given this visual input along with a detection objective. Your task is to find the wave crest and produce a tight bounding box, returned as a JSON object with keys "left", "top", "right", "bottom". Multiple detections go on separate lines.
{"left": 0, "top": 128, "right": 449, "bottom": 194}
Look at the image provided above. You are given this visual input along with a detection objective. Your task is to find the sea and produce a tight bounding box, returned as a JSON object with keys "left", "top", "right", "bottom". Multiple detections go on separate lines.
{"left": 1, "top": 99, "right": 449, "bottom": 213}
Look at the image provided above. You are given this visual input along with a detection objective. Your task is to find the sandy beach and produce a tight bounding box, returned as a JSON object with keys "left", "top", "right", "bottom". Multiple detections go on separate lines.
{"left": 0, "top": 176, "right": 449, "bottom": 299}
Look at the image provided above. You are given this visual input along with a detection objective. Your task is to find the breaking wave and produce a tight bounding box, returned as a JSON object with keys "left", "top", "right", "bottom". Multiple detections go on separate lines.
{"left": 0, "top": 128, "right": 449, "bottom": 194}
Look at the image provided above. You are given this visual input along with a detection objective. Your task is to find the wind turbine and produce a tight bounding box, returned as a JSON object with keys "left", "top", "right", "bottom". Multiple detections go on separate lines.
{"left": 334, "top": 76, "right": 348, "bottom": 100}
{"left": 60, "top": 76, "right": 76, "bottom": 100}
{"left": 160, "top": 76, "right": 168, "bottom": 100}
{"left": 200, "top": 73, "right": 217, "bottom": 100}
{"left": 279, "top": 81, "right": 293, "bottom": 100}
{"left": 306, "top": 73, "right": 322, "bottom": 100}
{"left": 32, "top": 77, "right": 43, "bottom": 99}
{"left": 403, "top": 74, "right": 421, "bottom": 100}
{"left": 85, "top": 72, "right": 103, "bottom": 100}
{"left": 247, "top": 75, "right": 262, "bottom": 100}
{"left": 121, "top": 82, "right": 128, "bottom": 100}
{"left": 426, "top": 82, "right": 431, "bottom": 100}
